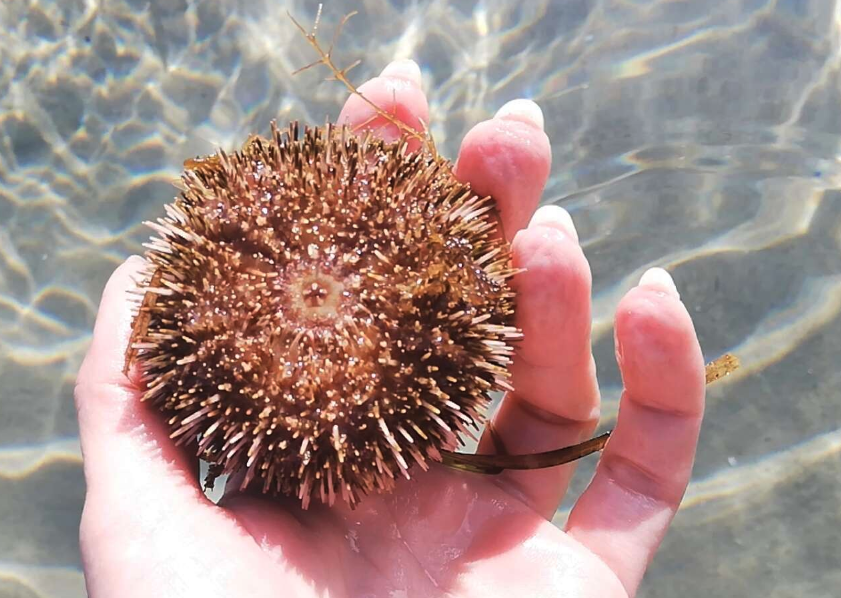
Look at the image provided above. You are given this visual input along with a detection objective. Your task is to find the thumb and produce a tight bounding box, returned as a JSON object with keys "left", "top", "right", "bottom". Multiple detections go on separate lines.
{"left": 74, "top": 256, "right": 202, "bottom": 502}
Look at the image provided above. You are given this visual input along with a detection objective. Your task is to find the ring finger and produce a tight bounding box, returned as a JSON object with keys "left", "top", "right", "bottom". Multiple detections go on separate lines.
{"left": 477, "top": 206, "right": 600, "bottom": 519}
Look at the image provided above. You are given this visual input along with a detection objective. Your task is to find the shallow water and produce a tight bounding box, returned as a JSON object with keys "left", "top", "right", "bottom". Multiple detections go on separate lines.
{"left": 1, "top": 0, "right": 840, "bottom": 596}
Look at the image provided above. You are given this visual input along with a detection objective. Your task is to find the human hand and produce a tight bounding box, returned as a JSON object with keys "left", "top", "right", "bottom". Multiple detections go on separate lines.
{"left": 75, "top": 59, "right": 706, "bottom": 598}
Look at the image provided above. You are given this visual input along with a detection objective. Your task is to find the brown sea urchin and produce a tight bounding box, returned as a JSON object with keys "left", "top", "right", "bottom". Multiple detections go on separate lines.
{"left": 131, "top": 122, "right": 520, "bottom": 508}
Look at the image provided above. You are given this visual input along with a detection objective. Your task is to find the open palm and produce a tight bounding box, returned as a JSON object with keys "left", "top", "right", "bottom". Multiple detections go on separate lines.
{"left": 75, "top": 60, "right": 706, "bottom": 598}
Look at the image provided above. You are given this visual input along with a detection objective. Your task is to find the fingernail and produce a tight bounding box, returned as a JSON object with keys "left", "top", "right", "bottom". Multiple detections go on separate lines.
{"left": 380, "top": 59, "right": 422, "bottom": 86}
{"left": 529, "top": 204, "right": 578, "bottom": 241}
{"left": 494, "top": 99, "right": 544, "bottom": 130}
{"left": 638, "top": 267, "right": 680, "bottom": 298}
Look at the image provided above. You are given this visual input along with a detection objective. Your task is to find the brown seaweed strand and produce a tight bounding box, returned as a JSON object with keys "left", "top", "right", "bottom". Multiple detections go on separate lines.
{"left": 287, "top": 6, "right": 435, "bottom": 154}
{"left": 441, "top": 353, "right": 741, "bottom": 474}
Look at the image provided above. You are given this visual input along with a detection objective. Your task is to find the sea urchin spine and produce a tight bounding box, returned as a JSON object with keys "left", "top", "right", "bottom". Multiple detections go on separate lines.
{"left": 130, "top": 122, "right": 520, "bottom": 508}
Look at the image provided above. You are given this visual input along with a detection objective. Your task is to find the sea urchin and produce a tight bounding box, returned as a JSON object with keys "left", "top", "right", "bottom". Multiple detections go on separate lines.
{"left": 130, "top": 122, "right": 520, "bottom": 508}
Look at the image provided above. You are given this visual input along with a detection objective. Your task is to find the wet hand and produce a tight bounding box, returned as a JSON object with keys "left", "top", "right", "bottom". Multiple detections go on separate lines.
{"left": 75, "top": 59, "right": 706, "bottom": 598}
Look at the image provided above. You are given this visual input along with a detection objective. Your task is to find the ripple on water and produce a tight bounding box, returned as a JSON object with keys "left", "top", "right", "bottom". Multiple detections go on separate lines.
{"left": 0, "top": 448, "right": 86, "bottom": 597}
{"left": 1, "top": 0, "right": 840, "bottom": 597}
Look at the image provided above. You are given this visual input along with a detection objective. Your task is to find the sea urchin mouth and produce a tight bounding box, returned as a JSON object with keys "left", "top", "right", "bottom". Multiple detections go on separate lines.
{"left": 131, "top": 122, "right": 519, "bottom": 508}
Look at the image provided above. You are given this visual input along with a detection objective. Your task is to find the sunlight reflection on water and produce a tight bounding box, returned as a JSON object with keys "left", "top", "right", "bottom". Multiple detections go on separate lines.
{"left": 1, "top": 0, "right": 840, "bottom": 596}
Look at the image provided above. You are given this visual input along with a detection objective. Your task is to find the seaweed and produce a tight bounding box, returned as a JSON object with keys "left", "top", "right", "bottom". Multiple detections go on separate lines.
{"left": 442, "top": 354, "right": 741, "bottom": 474}
{"left": 288, "top": 4, "right": 439, "bottom": 156}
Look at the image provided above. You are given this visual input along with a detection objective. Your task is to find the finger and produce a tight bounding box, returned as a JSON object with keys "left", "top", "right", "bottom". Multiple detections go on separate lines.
{"left": 337, "top": 58, "right": 429, "bottom": 149}
{"left": 564, "top": 268, "right": 706, "bottom": 596}
{"left": 74, "top": 256, "right": 203, "bottom": 501}
{"left": 477, "top": 206, "right": 600, "bottom": 519}
{"left": 454, "top": 99, "right": 552, "bottom": 240}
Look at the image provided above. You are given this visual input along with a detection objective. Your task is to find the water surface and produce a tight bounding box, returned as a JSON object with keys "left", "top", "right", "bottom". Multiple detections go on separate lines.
{"left": 1, "top": 1, "right": 840, "bottom": 596}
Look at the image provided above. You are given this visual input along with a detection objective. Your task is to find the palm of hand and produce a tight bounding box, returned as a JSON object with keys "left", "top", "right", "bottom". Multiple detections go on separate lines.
{"left": 81, "top": 432, "right": 622, "bottom": 597}
{"left": 76, "top": 60, "right": 705, "bottom": 598}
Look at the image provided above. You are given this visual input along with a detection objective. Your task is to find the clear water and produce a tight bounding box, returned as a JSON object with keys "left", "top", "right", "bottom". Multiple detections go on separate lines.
{"left": 1, "top": 0, "right": 840, "bottom": 596}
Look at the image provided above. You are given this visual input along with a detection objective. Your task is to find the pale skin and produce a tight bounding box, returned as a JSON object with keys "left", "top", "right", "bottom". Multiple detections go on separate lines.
{"left": 75, "top": 59, "right": 706, "bottom": 597}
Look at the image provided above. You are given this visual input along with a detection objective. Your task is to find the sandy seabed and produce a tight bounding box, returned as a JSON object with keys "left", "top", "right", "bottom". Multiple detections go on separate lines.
{"left": 1, "top": 1, "right": 840, "bottom": 596}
